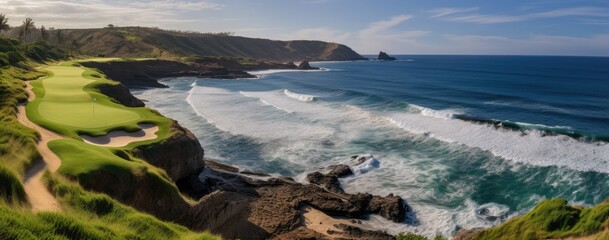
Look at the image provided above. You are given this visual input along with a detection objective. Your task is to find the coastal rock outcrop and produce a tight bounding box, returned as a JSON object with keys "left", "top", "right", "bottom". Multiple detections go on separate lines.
{"left": 96, "top": 83, "right": 145, "bottom": 107}
{"left": 81, "top": 60, "right": 256, "bottom": 88}
{"left": 297, "top": 60, "right": 319, "bottom": 70}
{"left": 378, "top": 51, "right": 397, "bottom": 61}
{"left": 134, "top": 121, "right": 205, "bottom": 181}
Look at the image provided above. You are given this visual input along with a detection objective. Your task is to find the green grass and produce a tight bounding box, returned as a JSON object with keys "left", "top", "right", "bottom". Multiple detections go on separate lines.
{"left": 0, "top": 39, "right": 219, "bottom": 240}
{"left": 0, "top": 173, "right": 219, "bottom": 240}
{"left": 470, "top": 198, "right": 609, "bottom": 240}
{"left": 0, "top": 164, "right": 27, "bottom": 205}
{"left": 0, "top": 66, "right": 43, "bottom": 176}
{"left": 25, "top": 63, "right": 173, "bottom": 143}
{"left": 47, "top": 138, "right": 179, "bottom": 197}
{"left": 396, "top": 233, "right": 447, "bottom": 240}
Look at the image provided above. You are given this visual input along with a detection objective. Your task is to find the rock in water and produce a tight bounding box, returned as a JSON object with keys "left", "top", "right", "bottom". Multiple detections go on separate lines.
{"left": 377, "top": 51, "right": 397, "bottom": 61}
{"left": 297, "top": 60, "right": 319, "bottom": 70}
{"left": 327, "top": 164, "right": 353, "bottom": 178}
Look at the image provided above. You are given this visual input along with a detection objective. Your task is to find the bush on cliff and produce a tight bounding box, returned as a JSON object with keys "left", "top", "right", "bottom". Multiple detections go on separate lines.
{"left": 470, "top": 198, "right": 609, "bottom": 240}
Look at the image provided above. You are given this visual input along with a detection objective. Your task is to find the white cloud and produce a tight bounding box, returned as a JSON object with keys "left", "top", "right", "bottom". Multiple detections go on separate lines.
{"left": 429, "top": 7, "right": 479, "bottom": 18}
{"left": 359, "top": 15, "right": 412, "bottom": 36}
{"left": 443, "top": 7, "right": 609, "bottom": 24}
{"left": 355, "top": 15, "right": 430, "bottom": 53}
{"left": 0, "top": 0, "right": 222, "bottom": 28}
{"left": 278, "top": 15, "right": 429, "bottom": 54}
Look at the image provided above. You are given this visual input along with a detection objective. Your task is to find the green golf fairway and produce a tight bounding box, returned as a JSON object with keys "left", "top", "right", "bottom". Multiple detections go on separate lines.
{"left": 26, "top": 60, "right": 172, "bottom": 141}
{"left": 40, "top": 66, "right": 94, "bottom": 101}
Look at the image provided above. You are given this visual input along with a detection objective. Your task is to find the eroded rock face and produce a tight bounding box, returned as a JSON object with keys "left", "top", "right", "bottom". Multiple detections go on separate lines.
{"left": 327, "top": 164, "right": 353, "bottom": 177}
{"left": 96, "top": 83, "right": 145, "bottom": 107}
{"left": 184, "top": 161, "right": 408, "bottom": 239}
{"left": 297, "top": 60, "right": 319, "bottom": 70}
{"left": 306, "top": 171, "right": 344, "bottom": 194}
{"left": 134, "top": 121, "right": 205, "bottom": 181}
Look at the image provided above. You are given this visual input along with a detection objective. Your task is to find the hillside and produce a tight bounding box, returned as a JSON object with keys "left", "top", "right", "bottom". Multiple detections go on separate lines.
{"left": 8, "top": 27, "right": 366, "bottom": 62}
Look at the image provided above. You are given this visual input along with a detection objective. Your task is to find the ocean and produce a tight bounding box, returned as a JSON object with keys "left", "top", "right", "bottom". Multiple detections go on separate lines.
{"left": 132, "top": 55, "right": 609, "bottom": 237}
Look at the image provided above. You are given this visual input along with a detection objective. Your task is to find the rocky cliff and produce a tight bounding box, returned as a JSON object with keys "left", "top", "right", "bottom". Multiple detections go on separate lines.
{"left": 81, "top": 60, "right": 255, "bottom": 88}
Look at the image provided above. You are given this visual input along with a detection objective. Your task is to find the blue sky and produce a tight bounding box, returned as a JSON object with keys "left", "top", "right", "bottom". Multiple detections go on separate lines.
{"left": 1, "top": 0, "right": 608, "bottom": 55}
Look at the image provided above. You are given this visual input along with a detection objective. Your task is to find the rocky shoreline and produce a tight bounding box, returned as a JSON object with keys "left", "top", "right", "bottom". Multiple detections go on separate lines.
{"left": 90, "top": 66, "right": 409, "bottom": 239}
{"left": 80, "top": 58, "right": 320, "bottom": 88}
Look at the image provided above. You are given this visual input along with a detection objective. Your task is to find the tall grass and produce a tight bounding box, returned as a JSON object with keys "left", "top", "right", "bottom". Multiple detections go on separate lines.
{"left": 470, "top": 198, "right": 609, "bottom": 240}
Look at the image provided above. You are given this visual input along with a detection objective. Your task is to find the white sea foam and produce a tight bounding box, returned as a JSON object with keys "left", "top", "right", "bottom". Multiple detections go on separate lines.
{"left": 247, "top": 68, "right": 326, "bottom": 76}
{"left": 186, "top": 86, "right": 333, "bottom": 140}
{"left": 386, "top": 110, "right": 609, "bottom": 172}
{"left": 512, "top": 121, "right": 573, "bottom": 130}
{"left": 283, "top": 89, "right": 317, "bottom": 102}
{"left": 352, "top": 154, "right": 380, "bottom": 174}
{"left": 484, "top": 100, "right": 571, "bottom": 114}
{"left": 409, "top": 104, "right": 463, "bottom": 120}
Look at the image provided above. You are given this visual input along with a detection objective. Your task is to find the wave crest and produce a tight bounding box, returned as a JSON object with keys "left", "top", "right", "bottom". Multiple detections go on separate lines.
{"left": 284, "top": 89, "right": 317, "bottom": 102}
{"left": 409, "top": 104, "right": 462, "bottom": 120}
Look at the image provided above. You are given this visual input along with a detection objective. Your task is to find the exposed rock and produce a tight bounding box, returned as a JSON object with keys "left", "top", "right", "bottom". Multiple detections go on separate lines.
{"left": 285, "top": 62, "right": 298, "bottom": 69}
{"left": 369, "top": 194, "right": 406, "bottom": 222}
{"left": 133, "top": 121, "right": 205, "bottom": 181}
{"left": 377, "top": 51, "right": 397, "bottom": 61}
{"left": 96, "top": 83, "right": 145, "bottom": 107}
{"left": 327, "top": 164, "right": 353, "bottom": 178}
{"left": 306, "top": 172, "right": 344, "bottom": 194}
{"left": 80, "top": 60, "right": 256, "bottom": 88}
{"left": 241, "top": 170, "right": 271, "bottom": 177}
{"left": 204, "top": 160, "right": 239, "bottom": 173}
{"left": 334, "top": 224, "right": 395, "bottom": 240}
{"left": 297, "top": 60, "right": 319, "bottom": 70}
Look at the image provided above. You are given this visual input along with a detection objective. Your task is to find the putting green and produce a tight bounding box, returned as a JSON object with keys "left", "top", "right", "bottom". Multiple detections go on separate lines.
{"left": 37, "top": 102, "right": 141, "bottom": 129}
{"left": 26, "top": 60, "right": 172, "bottom": 142}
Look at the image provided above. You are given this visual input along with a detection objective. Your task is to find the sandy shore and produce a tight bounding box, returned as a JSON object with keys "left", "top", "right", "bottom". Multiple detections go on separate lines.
{"left": 302, "top": 206, "right": 372, "bottom": 238}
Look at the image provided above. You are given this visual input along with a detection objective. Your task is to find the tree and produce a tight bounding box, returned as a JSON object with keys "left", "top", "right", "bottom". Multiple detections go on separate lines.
{"left": 55, "top": 29, "right": 63, "bottom": 46}
{"left": 21, "top": 18, "right": 35, "bottom": 43}
{"left": 0, "top": 14, "right": 9, "bottom": 35}
{"left": 40, "top": 25, "right": 48, "bottom": 41}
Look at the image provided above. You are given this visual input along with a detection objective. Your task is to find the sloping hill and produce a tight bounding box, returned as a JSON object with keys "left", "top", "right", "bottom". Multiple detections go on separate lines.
{"left": 10, "top": 27, "right": 366, "bottom": 62}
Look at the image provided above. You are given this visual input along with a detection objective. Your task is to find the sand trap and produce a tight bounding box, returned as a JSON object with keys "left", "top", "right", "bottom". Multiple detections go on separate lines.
{"left": 81, "top": 124, "right": 159, "bottom": 147}
{"left": 301, "top": 206, "right": 369, "bottom": 237}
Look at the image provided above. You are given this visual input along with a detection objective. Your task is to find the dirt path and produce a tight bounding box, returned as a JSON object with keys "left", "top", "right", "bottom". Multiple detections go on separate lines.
{"left": 18, "top": 82, "right": 62, "bottom": 212}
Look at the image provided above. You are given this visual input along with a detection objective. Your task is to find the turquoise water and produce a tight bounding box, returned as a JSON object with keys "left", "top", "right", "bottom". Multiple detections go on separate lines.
{"left": 133, "top": 56, "right": 609, "bottom": 237}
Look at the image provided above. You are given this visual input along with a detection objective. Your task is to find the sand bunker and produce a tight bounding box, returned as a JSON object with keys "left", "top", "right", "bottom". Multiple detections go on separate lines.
{"left": 81, "top": 124, "right": 159, "bottom": 147}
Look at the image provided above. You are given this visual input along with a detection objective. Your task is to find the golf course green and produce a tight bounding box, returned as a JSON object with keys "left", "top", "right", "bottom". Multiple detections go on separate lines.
{"left": 26, "top": 61, "right": 172, "bottom": 142}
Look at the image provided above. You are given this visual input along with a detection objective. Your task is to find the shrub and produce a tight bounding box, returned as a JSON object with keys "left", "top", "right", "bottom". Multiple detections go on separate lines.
{"left": 0, "top": 164, "right": 27, "bottom": 204}
{"left": 0, "top": 52, "right": 9, "bottom": 67}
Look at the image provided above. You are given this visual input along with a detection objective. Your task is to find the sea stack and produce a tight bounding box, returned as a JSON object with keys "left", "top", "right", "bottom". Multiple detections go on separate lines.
{"left": 297, "top": 60, "right": 319, "bottom": 70}
{"left": 377, "top": 51, "right": 397, "bottom": 61}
